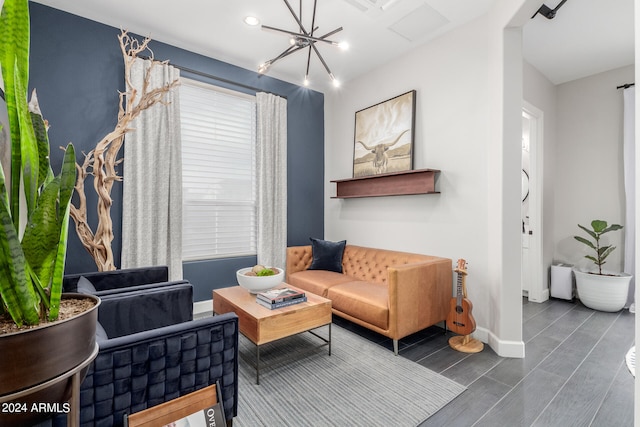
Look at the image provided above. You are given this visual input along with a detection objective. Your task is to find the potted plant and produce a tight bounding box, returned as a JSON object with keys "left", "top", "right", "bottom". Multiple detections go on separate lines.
{"left": 0, "top": 0, "right": 99, "bottom": 424}
{"left": 573, "top": 219, "right": 632, "bottom": 312}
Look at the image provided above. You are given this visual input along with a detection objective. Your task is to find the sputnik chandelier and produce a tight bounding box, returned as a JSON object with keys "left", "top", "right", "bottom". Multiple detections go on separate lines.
{"left": 257, "top": 0, "right": 348, "bottom": 87}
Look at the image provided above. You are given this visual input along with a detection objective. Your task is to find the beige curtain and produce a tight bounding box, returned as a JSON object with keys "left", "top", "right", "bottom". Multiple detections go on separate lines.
{"left": 121, "top": 58, "right": 183, "bottom": 280}
{"left": 256, "top": 92, "right": 287, "bottom": 269}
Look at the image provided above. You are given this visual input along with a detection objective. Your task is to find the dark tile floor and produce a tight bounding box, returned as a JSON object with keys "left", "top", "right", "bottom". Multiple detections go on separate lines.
{"left": 333, "top": 297, "right": 635, "bottom": 427}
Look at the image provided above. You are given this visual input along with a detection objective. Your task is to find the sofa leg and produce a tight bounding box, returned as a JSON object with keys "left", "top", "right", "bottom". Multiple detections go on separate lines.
{"left": 393, "top": 339, "right": 399, "bottom": 356}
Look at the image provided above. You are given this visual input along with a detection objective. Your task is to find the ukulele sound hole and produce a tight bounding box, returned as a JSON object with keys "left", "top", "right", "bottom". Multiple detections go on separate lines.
{"left": 455, "top": 306, "right": 463, "bottom": 314}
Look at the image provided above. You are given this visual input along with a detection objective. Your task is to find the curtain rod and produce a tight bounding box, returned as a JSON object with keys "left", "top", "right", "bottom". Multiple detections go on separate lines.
{"left": 139, "top": 56, "right": 286, "bottom": 98}
{"left": 617, "top": 83, "right": 635, "bottom": 89}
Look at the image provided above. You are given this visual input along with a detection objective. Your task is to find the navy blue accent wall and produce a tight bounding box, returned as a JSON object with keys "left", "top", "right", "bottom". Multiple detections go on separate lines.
{"left": 29, "top": 4, "right": 324, "bottom": 301}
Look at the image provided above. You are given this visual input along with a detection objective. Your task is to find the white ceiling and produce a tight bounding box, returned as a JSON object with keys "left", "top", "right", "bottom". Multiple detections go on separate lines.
{"left": 523, "top": 0, "right": 634, "bottom": 85}
{"left": 31, "top": 0, "right": 634, "bottom": 90}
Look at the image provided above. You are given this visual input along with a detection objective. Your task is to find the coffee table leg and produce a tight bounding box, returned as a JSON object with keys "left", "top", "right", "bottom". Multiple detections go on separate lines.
{"left": 256, "top": 344, "right": 260, "bottom": 385}
{"left": 328, "top": 323, "right": 332, "bottom": 356}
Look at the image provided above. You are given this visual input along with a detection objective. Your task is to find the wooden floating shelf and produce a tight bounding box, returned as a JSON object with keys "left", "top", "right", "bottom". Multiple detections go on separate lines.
{"left": 330, "top": 168, "right": 440, "bottom": 199}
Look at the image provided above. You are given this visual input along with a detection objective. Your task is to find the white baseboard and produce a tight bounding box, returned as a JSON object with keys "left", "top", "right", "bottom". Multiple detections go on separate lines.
{"left": 474, "top": 326, "right": 525, "bottom": 358}
{"left": 193, "top": 299, "right": 213, "bottom": 316}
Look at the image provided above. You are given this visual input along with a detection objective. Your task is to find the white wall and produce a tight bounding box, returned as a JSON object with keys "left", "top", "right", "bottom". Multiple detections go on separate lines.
{"left": 553, "top": 65, "right": 634, "bottom": 272}
{"left": 325, "top": 15, "right": 490, "bottom": 329}
{"left": 324, "top": 0, "right": 536, "bottom": 357}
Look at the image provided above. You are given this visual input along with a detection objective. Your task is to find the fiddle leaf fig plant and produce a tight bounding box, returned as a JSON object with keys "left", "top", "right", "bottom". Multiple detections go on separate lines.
{"left": 0, "top": 0, "right": 76, "bottom": 327}
{"left": 574, "top": 219, "right": 623, "bottom": 275}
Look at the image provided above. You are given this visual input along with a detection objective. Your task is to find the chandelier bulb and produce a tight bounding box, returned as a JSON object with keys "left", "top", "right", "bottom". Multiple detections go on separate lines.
{"left": 258, "top": 61, "right": 271, "bottom": 74}
{"left": 303, "top": 75, "right": 310, "bottom": 86}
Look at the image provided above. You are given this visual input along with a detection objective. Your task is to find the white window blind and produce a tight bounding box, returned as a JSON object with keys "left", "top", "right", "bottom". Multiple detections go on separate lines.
{"left": 180, "top": 78, "right": 257, "bottom": 260}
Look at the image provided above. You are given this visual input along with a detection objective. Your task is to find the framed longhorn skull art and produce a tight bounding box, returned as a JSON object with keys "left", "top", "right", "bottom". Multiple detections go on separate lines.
{"left": 352, "top": 90, "right": 416, "bottom": 178}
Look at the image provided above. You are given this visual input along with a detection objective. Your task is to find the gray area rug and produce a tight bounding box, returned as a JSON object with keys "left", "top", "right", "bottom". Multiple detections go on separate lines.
{"left": 235, "top": 324, "right": 466, "bottom": 426}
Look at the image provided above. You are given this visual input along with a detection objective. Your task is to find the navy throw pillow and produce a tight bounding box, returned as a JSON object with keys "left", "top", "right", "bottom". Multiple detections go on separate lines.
{"left": 308, "top": 238, "right": 346, "bottom": 273}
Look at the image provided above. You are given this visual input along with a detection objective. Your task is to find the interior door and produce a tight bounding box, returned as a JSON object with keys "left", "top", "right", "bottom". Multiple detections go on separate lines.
{"left": 522, "top": 103, "right": 547, "bottom": 302}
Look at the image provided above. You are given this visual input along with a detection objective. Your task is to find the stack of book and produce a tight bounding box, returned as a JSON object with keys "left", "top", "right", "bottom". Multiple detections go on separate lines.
{"left": 256, "top": 287, "right": 306, "bottom": 309}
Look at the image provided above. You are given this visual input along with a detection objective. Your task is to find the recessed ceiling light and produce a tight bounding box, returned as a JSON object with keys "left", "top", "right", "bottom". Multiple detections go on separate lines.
{"left": 244, "top": 16, "right": 260, "bottom": 26}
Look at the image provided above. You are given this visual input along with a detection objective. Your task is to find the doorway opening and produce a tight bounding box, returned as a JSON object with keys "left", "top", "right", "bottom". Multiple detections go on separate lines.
{"left": 521, "top": 102, "right": 547, "bottom": 302}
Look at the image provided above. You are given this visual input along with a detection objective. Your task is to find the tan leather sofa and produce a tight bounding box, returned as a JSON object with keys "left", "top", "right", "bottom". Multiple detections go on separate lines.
{"left": 286, "top": 244, "right": 452, "bottom": 355}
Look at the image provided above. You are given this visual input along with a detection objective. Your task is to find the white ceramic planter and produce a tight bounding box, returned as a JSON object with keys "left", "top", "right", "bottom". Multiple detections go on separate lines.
{"left": 236, "top": 267, "right": 284, "bottom": 293}
{"left": 573, "top": 269, "right": 632, "bottom": 312}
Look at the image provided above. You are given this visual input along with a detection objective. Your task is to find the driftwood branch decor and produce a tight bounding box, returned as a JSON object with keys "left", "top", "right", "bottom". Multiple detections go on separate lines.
{"left": 70, "top": 30, "right": 180, "bottom": 271}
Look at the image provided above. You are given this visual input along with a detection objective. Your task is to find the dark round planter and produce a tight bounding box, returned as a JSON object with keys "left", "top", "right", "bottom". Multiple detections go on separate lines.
{"left": 0, "top": 293, "right": 100, "bottom": 426}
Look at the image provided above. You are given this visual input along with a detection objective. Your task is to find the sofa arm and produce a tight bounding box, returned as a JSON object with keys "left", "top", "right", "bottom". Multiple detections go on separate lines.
{"left": 387, "top": 257, "right": 452, "bottom": 338}
{"left": 81, "top": 313, "right": 239, "bottom": 427}
{"left": 285, "top": 245, "right": 313, "bottom": 281}
{"left": 97, "top": 283, "right": 194, "bottom": 338}
{"left": 63, "top": 266, "right": 169, "bottom": 292}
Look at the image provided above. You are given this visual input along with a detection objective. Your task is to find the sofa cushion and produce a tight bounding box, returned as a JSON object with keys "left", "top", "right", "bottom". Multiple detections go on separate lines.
{"left": 308, "top": 238, "right": 346, "bottom": 273}
{"left": 328, "top": 281, "right": 389, "bottom": 330}
{"left": 288, "top": 270, "right": 354, "bottom": 297}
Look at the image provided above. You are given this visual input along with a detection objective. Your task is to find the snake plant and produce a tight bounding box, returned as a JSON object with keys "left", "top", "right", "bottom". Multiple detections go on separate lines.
{"left": 0, "top": 0, "right": 76, "bottom": 327}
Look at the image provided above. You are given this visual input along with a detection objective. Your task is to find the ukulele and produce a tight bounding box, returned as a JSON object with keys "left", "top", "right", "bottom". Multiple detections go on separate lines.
{"left": 446, "top": 259, "right": 476, "bottom": 336}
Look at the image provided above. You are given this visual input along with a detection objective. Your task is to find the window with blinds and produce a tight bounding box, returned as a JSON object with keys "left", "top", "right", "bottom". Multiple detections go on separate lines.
{"left": 180, "top": 78, "right": 257, "bottom": 261}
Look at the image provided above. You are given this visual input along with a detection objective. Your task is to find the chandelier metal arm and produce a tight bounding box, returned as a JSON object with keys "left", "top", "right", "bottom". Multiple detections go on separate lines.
{"left": 283, "top": 0, "right": 311, "bottom": 36}
{"left": 311, "top": 43, "right": 332, "bottom": 76}
{"left": 262, "top": 41, "right": 313, "bottom": 71}
{"left": 261, "top": 25, "right": 343, "bottom": 46}
{"left": 305, "top": 46, "right": 313, "bottom": 78}
{"left": 259, "top": 0, "right": 344, "bottom": 85}
{"left": 310, "top": 0, "right": 317, "bottom": 37}
{"left": 270, "top": 45, "right": 300, "bottom": 63}
{"left": 266, "top": 26, "right": 342, "bottom": 66}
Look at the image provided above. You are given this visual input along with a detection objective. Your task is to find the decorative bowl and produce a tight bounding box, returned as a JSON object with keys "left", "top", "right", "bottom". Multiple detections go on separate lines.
{"left": 236, "top": 267, "right": 285, "bottom": 293}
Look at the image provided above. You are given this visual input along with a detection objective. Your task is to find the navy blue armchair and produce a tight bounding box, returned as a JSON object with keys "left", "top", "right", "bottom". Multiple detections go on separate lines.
{"left": 83, "top": 284, "right": 238, "bottom": 426}
{"left": 81, "top": 313, "right": 239, "bottom": 426}
{"left": 45, "top": 273, "right": 239, "bottom": 427}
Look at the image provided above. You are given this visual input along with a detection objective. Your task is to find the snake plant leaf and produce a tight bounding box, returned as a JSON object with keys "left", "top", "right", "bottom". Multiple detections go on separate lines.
{"left": 0, "top": 162, "right": 39, "bottom": 325}
{"left": 21, "top": 143, "right": 75, "bottom": 320}
{"left": 21, "top": 176, "right": 61, "bottom": 287}
{"left": 14, "top": 62, "right": 40, "bottom": 214}
{"left": 48, "top": 144, "right": 76, "bottom": 320}
{"left": 29, "top": 90, "right": 55, "bottom": 189}
{"left": 0, "top": 0, "right": 30, "bottom": 224}
{"left": 0, "top": 0, "right": 74, "bottom": 326}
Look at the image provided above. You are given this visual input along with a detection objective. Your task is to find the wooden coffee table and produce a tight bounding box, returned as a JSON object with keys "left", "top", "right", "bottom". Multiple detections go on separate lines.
{"left": 213, "top": 285, "right": 332, "bottom": 384}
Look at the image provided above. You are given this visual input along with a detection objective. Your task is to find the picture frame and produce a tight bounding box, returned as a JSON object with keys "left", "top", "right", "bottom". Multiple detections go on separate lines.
{"left": 352, "top": 90, "right": 416, "bottom": 178}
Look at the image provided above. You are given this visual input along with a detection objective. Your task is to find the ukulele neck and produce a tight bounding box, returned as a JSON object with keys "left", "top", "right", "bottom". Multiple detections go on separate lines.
{"left": 455, "top": 269, "right": 467, "bottom": 304}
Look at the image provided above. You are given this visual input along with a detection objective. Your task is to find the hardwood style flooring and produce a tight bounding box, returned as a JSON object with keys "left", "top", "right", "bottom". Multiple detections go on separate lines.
{"left": 333, "top": 297, "right": 635, "bottom": 427}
